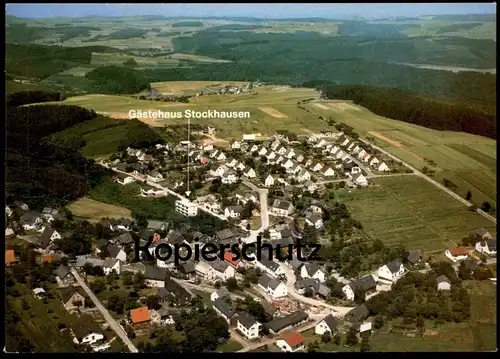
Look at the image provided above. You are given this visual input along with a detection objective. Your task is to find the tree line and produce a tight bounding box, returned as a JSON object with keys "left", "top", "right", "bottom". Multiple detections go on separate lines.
{"left": 318, "top": 84, "right": 496, "bottom": 139}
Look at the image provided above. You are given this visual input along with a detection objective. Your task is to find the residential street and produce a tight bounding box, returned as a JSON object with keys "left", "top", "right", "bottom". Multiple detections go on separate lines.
{"left": 70, "top": 267, "right": 139, "bottom": 353}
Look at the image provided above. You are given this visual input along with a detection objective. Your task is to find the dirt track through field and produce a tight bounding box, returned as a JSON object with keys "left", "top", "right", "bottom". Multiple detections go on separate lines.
{"left": 326, "top": 102, "right": 361, "bottom": 112}
{"left": 258, "top": 107, "right": 288, "bottom": 118}
{"left": 369, "top": 131, "right": 404, "bottom": 148}
{"left": 314, "top": 103, "right": 330, "bottom": 110}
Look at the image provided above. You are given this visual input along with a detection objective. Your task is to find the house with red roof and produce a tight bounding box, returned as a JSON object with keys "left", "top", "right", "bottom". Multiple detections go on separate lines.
{"left": 445, "top": 247, "right": 469, "bottom": 263}
{"left": 275, "top": 330, "right": 305, "bottom": 352}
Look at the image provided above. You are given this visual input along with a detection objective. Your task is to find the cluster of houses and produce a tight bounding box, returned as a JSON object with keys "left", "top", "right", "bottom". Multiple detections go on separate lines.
{"left": 445, "top": 228, "right": 496, "bottom": 262}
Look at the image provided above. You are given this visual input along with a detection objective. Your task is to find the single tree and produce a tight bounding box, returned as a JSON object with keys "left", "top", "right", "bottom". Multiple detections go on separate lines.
{"left": 465, "top": 190, "right": 472, "bottom": 201}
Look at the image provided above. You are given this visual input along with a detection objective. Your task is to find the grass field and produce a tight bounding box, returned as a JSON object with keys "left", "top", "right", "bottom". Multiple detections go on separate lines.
{"left": 151, "top": 81, "right": 249, "bottom": 96}
{"left": 168, "top": 53, "right": 232, "bottom": 63}
{"left": 335, "top": 176, "right": 496, "bottom": 252}
{"left": 91, "top": 52, "right": 180, "bottom": 69}
{"left": 218, "top": 340, "right": 244, "bottom": 352}
{"left": 38, "top": 86, "right": 324, "bottom": 140}
{"left": 308, "top": 99, "right": 496, "bottom": 207}
{"left": 66, "top": 197, "right": 132, "bottom": 222}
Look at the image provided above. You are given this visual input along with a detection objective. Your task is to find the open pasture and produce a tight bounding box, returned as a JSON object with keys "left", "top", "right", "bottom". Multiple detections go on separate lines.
{"left": 335, "top": 176, "right": 496, "bottom": 252}
{"left": 308, "top": 100, "right": 496, "bottom": 206}
{"left": 67, "top": 197, "right": 132, "bottom": 222}
{"left": 91, "top": 52, "right": 179, "bottom": 68}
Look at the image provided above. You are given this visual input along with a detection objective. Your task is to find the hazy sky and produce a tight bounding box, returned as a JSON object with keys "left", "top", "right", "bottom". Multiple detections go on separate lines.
{"left": 5, "top": 3, "right": 497, "bottom": 19}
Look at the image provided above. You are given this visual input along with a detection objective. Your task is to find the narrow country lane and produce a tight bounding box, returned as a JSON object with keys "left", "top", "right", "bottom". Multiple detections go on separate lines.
{"left": 70, "top": 267, "right": 139, "bottom": 353}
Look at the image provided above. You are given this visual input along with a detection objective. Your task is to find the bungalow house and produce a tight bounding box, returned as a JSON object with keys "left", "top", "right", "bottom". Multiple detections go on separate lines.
{"left": 249, "top": 144, "right": 259, "bottom": 153}
{"left": 267, "top": 151, "right": 278, "bottom": 162}
{"left": 270, "top": 140, "right": 281, "bottom": 151}
{"left": 221, "top": 171, "right": 238, "bottom": 184}
{"left": 338, "top": 135, "right": 350, "bottom": 147}
{"left": 231, "top": 141, "right": 241, "bottom": 150}
{"left": 275, "top": 156, "right": 285, "bottom": 165}
{"left": 258, "top": 273, "right": 288, "bottom": 299}
{"left": 42, "top": 207, "right": 59, "bottom": 222}
{"left": 236, "top": 162, "right": 246, "bottom": 171}
{"left": 295, "top": 153, "right": 305, "bottom": 164}
{"left": 377, "top": 162, "right": 390, "bottom": 172}
{"left": 107, "top": 245, "right": 127, "bottom": 263}
{"left": 264, "top": 175, "right": 275, "bottom": 187}
{"left": 103, "top": 258, "right": 121, "bottom": 275}
{"left": 311, "top": 163, "right": 323, "bottom": 172}
{"left": 5, "top": 250, "right": 17, "bottom": 267}
{"left": 282, "top": 158, "right": 294, "bottom": 169}
{"left": 369, "top": 157, "right": 380, "bottom": 168}
{"left": 130, "top": 307, "right": 151, "bottom": 326}
{"left": 215, "top": 164, "right": 228, "bottom": 177}
{"left": 345, "top": 304, "right": 369, "bottom": 326}
{"left": 58, "top": 286, "right": 86, "bottom": 311}
{"left": 211, "top": 287, "right": 230, "bottom": 302}
{"left": 405, "top": 249, "right": 423, "bottom": 267}
{"left": 335, "top": 150, "right": 346, "bottom": 160}
{"left": 147, "top": 170, "right": 164, "bottom": 183}
{"left": 352, "top": 172, "right": 368, "bottom": 187}
{"left": 38, "top": 227, "right": 61, "bottom": 249}
{"left": 226, "top": 158, "right": 238, "bottom": 168}
{"left": 284, "top": 148, "right": 295, "bottom": 159}
{"left": 265, "top": 311, "right": 309, "bottom": 334}
{"left": 315, "top": 314, "right": 340, "bottom": 335}
{"left": 216, "top": 152, "right": 227, "bottom": 161}
{"left": 258, "top": 146, "right": 268, "bottom": 157}
{"left": 323, "top": 167, "right": 335, "bottom": 177}
{"left": 207, "top": 259, "right": 236, "bottom": 281}
{"left": 163, "top": 278, "right": 193, "bottom": 306}
{"left": 297, "top": 170, "right": 311, "bottom": 182}
{"left": 275, "top": 331, "right": 305, "bottom": 352}
{"left": 115, "top": 174, "right": 135, "bottom": 185}
{"left": 243, "top": 166, "right": 257, "bottom": 178}
{"left": 224, "top": 205, "right": 243, "bottom": 218}
{"left": 55, "top": 265, "right": 75, "bottom": 286}
{"left": 445, "top": 247, "right": 469, "bottom": 262}
{"left": 436, "top": 275, "right": 452, "bottom": 291}
{"left": 32, "top": 288, "right": 47, "bottom": 300}
{"left": 287, "top": 163, "right": 301, "bottom": 175}
{"left": 342, "top": 274, "right": 377, "bottom": 301}
{"left": 357, "top": 149, "right": 367, "bottom": 160}
{"left": 71, "top": 322, "right": 104, "bottom": 346}
{"left": 276, "top": 145, "right": 287, "bottom": 156}
{"left": 271, "top": 199, "right": 295, "bottom": 217}
{"left": 236, "top": 313, "right": 261, "bottom": 340}
{"left": 256, "top": 259, "right": 284, "bottom": 278}
{"left": 377, "top": 259, "right": 405, "bottom": 283}
{"left": 212, "top": 297, "right": 237, "bottom": 323}
{"left": 144, "top": 266, "right": 169, "bottom": 287}
{"left": 304, "top": 180, "right": 318, "bottom": 193}
{"left": 20, "top": 211, "right": 44, "bottom": 231}
{"left": 300, "top": 263, "right": 325, "bottom": 282}
{"left": 305, "top": 213, "right": 323, "bottom": 230}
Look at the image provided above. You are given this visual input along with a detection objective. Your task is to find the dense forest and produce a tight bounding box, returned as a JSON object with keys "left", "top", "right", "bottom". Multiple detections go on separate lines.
{"left": 84, "top": 66, "right": 152, "bottom": 94}
{"left": 6, "top": 90, "right": 66, "bottom": 107}
{"left": 317, "top": 84, "right": 496, "bottom": 139}
{"left": 6, "top": 101, "right": 107, "bottom": 208}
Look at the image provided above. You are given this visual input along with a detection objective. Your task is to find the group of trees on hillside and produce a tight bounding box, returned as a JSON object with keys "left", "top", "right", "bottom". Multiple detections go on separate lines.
{"left": 319, "top": 84, "right": 496, "bottom": 139}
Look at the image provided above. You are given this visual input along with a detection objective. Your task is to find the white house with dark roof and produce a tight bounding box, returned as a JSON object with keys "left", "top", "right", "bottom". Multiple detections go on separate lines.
{"left": 323, "top": 167, "right": 335, "bottom": 177}
{"left": 224, "top": 206, "right": 243, "bottom": 218}
{"left": 211, "top": 287, "right": 230, "bottom": 302}
{"left": 342, "top": 274, "right": 377, "bottom": 301}
{"left": 20, "top": 211, "right": 44, "bottom": 231}
{"left": 282, "top": 158, "right": 294, "bottom": 169}
{"left": 231, "top": 141, "right": 241, "bottom": 150}
{"left": 256, "top": 260, "right": 284, "bottom": 278}
{"left": 264, "top": 174, "right": 275, "bottom": 187}
{"left": 377, "top": 162, "right": 390, "bottom": 172}
{"left": 243, "top": 166, "right": 256, "bottom": 178}
{"left": 377, "top": 259, "right": 405, "bottom": 283}
{"left": 352, "top": 172, "right": 368, "bottom": 187}
{"left": 258, "top": 273, "right": 287, "bottom": 298}
{"left": 212, "top": 297, "right": 237, "bottom": 323}
{"left": 305, "top": 213, "right": 323, "bottom": 230}
{"left": 236, "top": 313, "right": 262, "bottom": 340}
{"left": 300, "top": 263, "right": 325, "bottom": 282}
{"left": 103, "top": 258, "right": 121, "bottom": 275}
{"left": 436, "top": 275, "right": 452, "bottom": 291}
{"left": 311, "top": 163, "right": 323, "bottom": 172}
{"left": 42, "top": 207, "right": 59, "bottom": 222}
{"left": 271, "top": 199, "right": 295, "bottom": 217}
{"left": 315, "top": 314, "right": 340, "bottom": 335}
{"left": 304, "top": 180, "right": 318, "bottom": 193}
{"left": 144, "top": 266, "right": 169, "bottom": 288}
{"left": 147, "top": 170, "right": 164, "bottom": 183}
{"left": 207, "top": 259, "right": 235, "bottom": 281}
{"left": 297, "top": 170, "right": 311, "bottom": 182}
{"left": 475, "top": 230, "right": 496, "bottom": 256}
